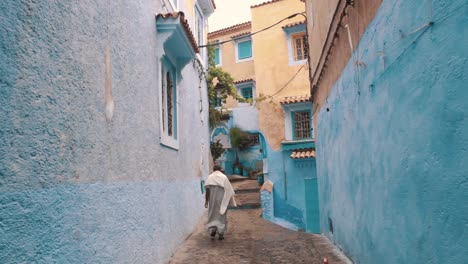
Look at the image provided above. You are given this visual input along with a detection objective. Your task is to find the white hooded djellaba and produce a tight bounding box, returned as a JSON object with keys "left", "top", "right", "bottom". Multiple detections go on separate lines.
{"left": 205, "top": 170, "right": 237, "bottom": 235}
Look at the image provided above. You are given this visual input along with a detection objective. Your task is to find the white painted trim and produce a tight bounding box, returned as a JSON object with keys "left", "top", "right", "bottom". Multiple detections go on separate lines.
{"left": 159, "top": 58, "right": 180, "bottom": 150}
{"left": 194, "top": 3, "right": 206, "bottom": 63}
{"left": 235, "top": 37, "right": 253, "bottom": 63}
{"left": 287, "top": 32, "right": 307, "bottom": 66}
{"left": 236, "top": 81, "right": 255, "bottom": 107}
{"left": 167, "top": 0, "right": 179, "bottom": 11}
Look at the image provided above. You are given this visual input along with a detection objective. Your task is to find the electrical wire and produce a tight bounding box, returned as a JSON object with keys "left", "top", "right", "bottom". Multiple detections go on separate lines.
{"left": 199, "top": 12, "right": 307, "bottom": 48}
{"left": 267, "top": 63, "right": 308, "bottom": 99}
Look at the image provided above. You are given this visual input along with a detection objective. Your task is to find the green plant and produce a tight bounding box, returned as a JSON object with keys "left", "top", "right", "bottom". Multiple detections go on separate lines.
{"left": 206, "top": 45, "right": 246, "bottom": 128}
{"left": 210, "top": 140, "right": 225, "bottom": 161}
{"left": 229, "top": 127, "right": 250, "bottom": 166}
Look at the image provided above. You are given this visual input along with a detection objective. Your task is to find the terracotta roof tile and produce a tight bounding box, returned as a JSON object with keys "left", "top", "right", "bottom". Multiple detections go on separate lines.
{"left": 156, "top": 12, "right": 199, "bottom": 53}
{"left": 208, "top": 21, "right": 251, "bottom": 38}
{"left": 251, "top": 0, "right": 283, "bottom": 8}
{"left": 282, "top": 20, "right": 306, "bottom": 29}
{"left": 280, "top": 95, "right": 311, "bottom": 105}
{"left": 231, "top": 32, "right": 251, "bottom": 39}
{"left": 234, "top": 78, "right": 255, "bottom": 84}
{"left": 290, "top": 148, "right": 316, "bottom": 159}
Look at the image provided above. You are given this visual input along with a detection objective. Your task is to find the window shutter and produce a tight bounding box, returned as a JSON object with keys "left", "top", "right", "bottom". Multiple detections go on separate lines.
{"left": 214, "top": 47, "right": 220, "bottom": 65}
{"left": 238, "top": 40, "right": 252, "bottom": 60}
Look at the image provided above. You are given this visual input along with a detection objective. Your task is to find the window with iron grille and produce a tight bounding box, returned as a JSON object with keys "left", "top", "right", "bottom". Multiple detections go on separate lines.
{"left": 166, "top": 71, "right": 173, "bottom": 136}
{"left": 160, "top": 57, "right": 178, "bottom": 148}
{"left": 247, "top": 133, "right": 260, "bottom": 146}
{"left": 292, "top": 33, "right": 308, "bottom": 61}
{"left": 293, "top": 111, "right": 311, "bottom": 139}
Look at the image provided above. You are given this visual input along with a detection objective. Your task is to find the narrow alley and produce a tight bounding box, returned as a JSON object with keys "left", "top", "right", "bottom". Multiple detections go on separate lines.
{"left": 169, "top": 179, "right": 350, "bottom": 264}
{"left": 1, "top": 0, "right": 466, "bottom": 263}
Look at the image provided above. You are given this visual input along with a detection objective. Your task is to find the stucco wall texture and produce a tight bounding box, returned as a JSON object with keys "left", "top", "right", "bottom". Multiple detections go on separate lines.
{"left": 251, "top": 0, "right": 309, "bottom": 151}
{"left": 316, "top": 0, "right": 468, "bottom": 263}
{"left": 0, "top": 1, "right": 209, "bottom": 263}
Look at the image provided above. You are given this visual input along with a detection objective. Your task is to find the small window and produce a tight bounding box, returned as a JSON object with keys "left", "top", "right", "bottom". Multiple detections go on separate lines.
{"left": 214, "top": 47, "right": 221, "bottom": 65}
{"left": 247, "top": 133, "right": 260, "bottom": 146}
{"left": 215, "top": 97, "right": 222, "bottom": 107}
{"left": 293, "top": 110, "right": 311, "bottom": 139}
{"left": 195, "top": 5, "right": 204, "bottom": 47}
{"left": 237, "top": 39, "right": 252, "bottom": 61}
{"left": 241, "top": 87, "right": 253, "bottom": 99}
{"left": 160, "top": 58, "right": 178, "bottom": 148}
{"left": 292, "top": 33, "right": 308, "bottom": 61}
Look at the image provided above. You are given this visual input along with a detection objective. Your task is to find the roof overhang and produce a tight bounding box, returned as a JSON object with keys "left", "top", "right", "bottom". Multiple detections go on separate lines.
{"left": 198, "top": 0, "right": 216, "bottom": 16}
{"left": 156, "top": 12, "right": 198, "bottom": 68}
{"left": 290, "top": 148, "right": 316, "bottom": 159}
{"left": 282, "top": 22, "right": 306, "bottom": 34}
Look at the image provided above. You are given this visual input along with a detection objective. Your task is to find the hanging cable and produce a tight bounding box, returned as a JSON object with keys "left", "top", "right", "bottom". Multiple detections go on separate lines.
{"left": 267, "top": 63, "right": 307, "bottom": 99}
{"left": 200, "top": 12, "right": 307, "bottom": 48}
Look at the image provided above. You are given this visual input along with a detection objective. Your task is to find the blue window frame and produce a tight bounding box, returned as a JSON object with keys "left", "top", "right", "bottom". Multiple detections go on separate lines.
{"left": 241, "top": 86, "right": 253, "bottom": 99}
{"left": 214, "top": 47, "right": 220, "bottom": 65}
{"left": 292, "top": 110, "right": 311, "bottom": 140}
{"left": 237, "top": 39, "right": 252, "bottom": 60}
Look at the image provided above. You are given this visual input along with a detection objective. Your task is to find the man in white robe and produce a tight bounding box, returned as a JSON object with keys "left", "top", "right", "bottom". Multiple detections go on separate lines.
{"left": 204, "top": 166, "right": 237, "bottom": 240}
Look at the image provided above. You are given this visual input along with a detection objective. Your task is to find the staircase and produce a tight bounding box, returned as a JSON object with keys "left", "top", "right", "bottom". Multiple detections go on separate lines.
{"left": 228, "top": 176, "right": 261, "bottom": 210}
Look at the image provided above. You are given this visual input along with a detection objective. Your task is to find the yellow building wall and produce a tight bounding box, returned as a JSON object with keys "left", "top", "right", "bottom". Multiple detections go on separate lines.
{"left": 208, "top": 24, "right": 255, "bottom": 109}
{"left": 251, "top": 0, "right": 309, "bottom": 150}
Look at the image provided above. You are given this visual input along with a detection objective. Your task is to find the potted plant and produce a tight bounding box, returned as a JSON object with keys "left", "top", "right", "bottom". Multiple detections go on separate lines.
{"left": 229, "top": 127, "right": 249, "bottom": 175}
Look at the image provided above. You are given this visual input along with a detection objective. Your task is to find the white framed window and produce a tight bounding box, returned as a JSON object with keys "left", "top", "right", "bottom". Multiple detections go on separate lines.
{"left": 291, "top": 33, "right": 308, "bottom": 61}
{"left": 236, "top": 81, "right": 255, "bottom": 106}
{"left": 194, "top": 4, "right": 205, "bottom": 59}
{"left": 159, "top": 57, "right": 179, "bottom": 149}
{"left": 235, "top": 37, "right": 253, "bottom": 63}
{"left": 284, "top": 23, "right": 308, "bottom": 66}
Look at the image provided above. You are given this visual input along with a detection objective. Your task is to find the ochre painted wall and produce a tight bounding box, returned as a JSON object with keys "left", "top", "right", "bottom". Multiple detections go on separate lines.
{"left": 251, "top": 0, "right": 309, "bottom": 150}
{"left": 208, "top": 23, "right": 255, "bottom": 109}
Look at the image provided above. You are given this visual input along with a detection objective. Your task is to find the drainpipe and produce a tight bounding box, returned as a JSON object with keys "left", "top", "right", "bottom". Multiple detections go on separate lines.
{"left": 344, "top": 24, "right": 353, "bottom": 52}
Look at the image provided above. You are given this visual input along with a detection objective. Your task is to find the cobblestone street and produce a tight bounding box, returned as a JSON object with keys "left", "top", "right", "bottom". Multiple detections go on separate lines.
{"left": 169, "top": 208, "right": 351, "bottom": 264}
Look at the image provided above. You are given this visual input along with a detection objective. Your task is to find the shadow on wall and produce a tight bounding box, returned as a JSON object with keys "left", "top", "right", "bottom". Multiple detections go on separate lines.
{"left": 273, "top": 187, "right": 305, "bottom": 229}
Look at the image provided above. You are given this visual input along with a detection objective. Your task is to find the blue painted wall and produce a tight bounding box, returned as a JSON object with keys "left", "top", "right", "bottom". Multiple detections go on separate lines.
{"left": 316, "top": 0, "right": 468, "bottom": 263}
{"left": 0, "top": 1, "right": 210, "bottom": 263}
{"left": 262, "top": 144, "right": 318, "bottom": 231}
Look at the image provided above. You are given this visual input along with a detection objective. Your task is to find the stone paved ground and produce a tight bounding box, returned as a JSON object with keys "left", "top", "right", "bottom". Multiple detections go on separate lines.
{"left": 169, "top": 209, "right": 352, "bottom": 264}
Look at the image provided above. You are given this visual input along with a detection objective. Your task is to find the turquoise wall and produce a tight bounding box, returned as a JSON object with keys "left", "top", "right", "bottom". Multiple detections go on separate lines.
{"left": 0, "top": 1, "right": 209, "bottom": 263}
{"left": 263, "top": 144, "right": 318, "bottom": 231}
{"left": 316, "top": 0, "right": 468, "bottom": 263}
{"left": 0, "top": 181, "right": 203, "bottom": 263}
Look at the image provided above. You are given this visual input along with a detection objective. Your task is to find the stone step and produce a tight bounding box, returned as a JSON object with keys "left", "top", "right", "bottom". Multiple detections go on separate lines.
{"left": 229, "top": 203, "right": 261, "bottom": 210}
{"left": 227, "top": 175, "right": 250, "bottom": 182}
{"left": 235, "top": 188, "right": 260, "bottom": 194}
{"left": 229, "top": 192, "right": 261, "bottom": 210}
